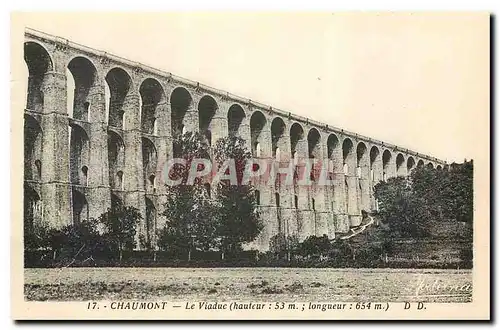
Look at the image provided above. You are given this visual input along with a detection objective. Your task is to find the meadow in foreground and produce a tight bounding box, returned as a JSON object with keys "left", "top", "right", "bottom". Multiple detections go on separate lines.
{"left": 24, "top": 267, "right": 472, "bottom": 303}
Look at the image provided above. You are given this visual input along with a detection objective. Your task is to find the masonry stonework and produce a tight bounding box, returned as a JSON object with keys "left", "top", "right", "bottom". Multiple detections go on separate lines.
{"left": 23, "top": 29, "right": 446, "bottom": 251}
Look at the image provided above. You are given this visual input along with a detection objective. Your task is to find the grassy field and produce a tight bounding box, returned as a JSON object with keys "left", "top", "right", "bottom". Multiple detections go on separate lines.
{"left": 24, "top": 267, "right": 472, "bottom": 303}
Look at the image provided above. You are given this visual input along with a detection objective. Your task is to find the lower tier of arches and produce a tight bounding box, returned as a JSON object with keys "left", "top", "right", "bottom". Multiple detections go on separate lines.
{"left": 24, "top": 176, "right": 382, "bottom": 251}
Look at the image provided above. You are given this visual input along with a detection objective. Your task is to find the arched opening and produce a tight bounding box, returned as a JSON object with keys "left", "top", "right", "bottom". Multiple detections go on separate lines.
{"left": 255, "top": 190, "right": 261, "bottom": 205}
{"left": 250, "top": 111, "right": 267, "bottom": 157}
{"left": 108, "top": 131, "right": 125, "bottom": 189}
{"left": 66, "top": 57, "right": 98, "bottom": 121}
{"left": 24, "top": 185, "right": 41, "bottom": 232}
{"left": 81, "top": 166, "right": 88, "bottom": 186}
{"left": 382, "top": 150, "right": 392, "bottom": 181}
{"left": 271, "top": 117, "right": 286, "bottom": 160}
{"left": 145, "top": 197, "right": 156, "bottom": 247}
{"left": 327, "top": 134, "right": 339, "bottom": 173}
{"left": 198, "top": 95, "right": 218, "bottom": 146}
{"left": 24, "top": 42, "right": 53, "bottom": 112}
{"left": 69, "top": 124, "right": 90, "bottom": 185}
{"left": 342, "top": 138, "right": 354, "bottom": 176}
{"left": 343, "top": 138, "right": 354, "bottom": 213}
{"left": 24, "top": 115, "right": 42, "bottom": 181}
{"left": 437, "top": 165, "right": 443, "bottom": 170}
{"left": 140, "top": 78, "right": 165, "bottom": 135}
{"left": 356, "top": 142, "right": 367, "bottom": 179}
{"left": 116, "top": 171, "right": 124, "bottom": 190}
{"left": 356, "top": 142, "right": 368, "bottom": 211}
{"left": 227, "top": 104, "right": 245, "bottom": 137}
{"left": 407, "top": 156, "right": 416, "bottom": 173}
{"left": 311, "top": 198, "right": 316, "bottom": 211}
{"left": 370, "top": 146, "right": 380, "bottom": 182}
{"left": 35, "top": 160, "right": 42, "bottom": 180}
{"left": 149, "top": 175, "right": 156, "bottom": 193}
{"left": 308, "top": 128, "right": 321, "bottom": 182}
{"left": 290, "top": 123, "right": 304, "bottom": 166}
{"left": 417, "top": 159, "right": 425, "bottom": 168}
{"left": 105, "top": 68, "right": 132, "bottom": 129}
{"left": 142, "top": 137, "right": 157, "bottom": 192}
{"left": 308, "top": 128, "right": 321, "bottom": 159}
{"left": 294, "top": 195, "right": 298, "bottom": 209}
{"left": 171, "top": 87, "right": 192, "bottom": 136}
{"left": 275, "top": 192, "right": 282, "bottom": 233}
{"left": 72, "top": 188, "right": 88, "bottom": 225}
{"left": 396, "top": 153, "right": 405, "bottom": 176}
{"left": 427, "top": 162, "right": 434, "bottom": 169}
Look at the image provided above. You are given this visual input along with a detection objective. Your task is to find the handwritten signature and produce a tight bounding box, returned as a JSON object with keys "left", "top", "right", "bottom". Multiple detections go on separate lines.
{"left": 414, "top": 274, "right": 472, "bottom": 297}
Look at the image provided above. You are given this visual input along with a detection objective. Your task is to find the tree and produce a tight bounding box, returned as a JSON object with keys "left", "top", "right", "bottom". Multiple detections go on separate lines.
{"left": 46, "top": 228, "right": 66, "bottom": 260}
{"left": 160, "top": 183, "right": 219, "bottom": 259}
{"left": 212, "top": 136, "right": 263, "bottom": 257}
{"left": 61, "top": 218, "right": 103, "bottom": 257}
{"left": 297, "top": 235, "right": 332, "bottom": 259}
{"left": 212, "top": 135, "right": 251, "bottom": 186}
{"left": 374, "top": 161, "right": 473, "bottom": 240}
{"left": 330, "top": 239, "right": 354, "bottom": 261}
{"left": 338, "top": 215, "right": 394, "bottom": 263}
{"left": 98, "top": 206, "right": 142, "bottom": 261}
{"left": 374, "top": 176, "right": 431, "bottom": 238}
{"left": 214, "top": 183, "right": 262, "bottom": 257}
{"left": 24, "top": 220, "right": 50, "bottom": 252}
{"left": 172, "top": 131, "right": 211, "bottom": 161}
{"left": 30, "top": 219, "right": 104, "bottom": 261}
{"left": 410, "top": 166, "right": 443, "bottom": 221}
{"left": 438, "top": 161, "right": 473, "bottom": 224}
{"left": 160, "top": 132, "right": 219, "bottom": 259}
{"left": 156, "top": 225, "right": 189, "bottom": 256}
{"left": 373, "top": 176, "right": 410, "bottom": 216}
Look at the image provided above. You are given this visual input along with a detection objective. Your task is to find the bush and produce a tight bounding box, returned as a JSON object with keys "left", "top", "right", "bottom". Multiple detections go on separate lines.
{"left": 295, "top": 235, "right": 332, "bottom": 258}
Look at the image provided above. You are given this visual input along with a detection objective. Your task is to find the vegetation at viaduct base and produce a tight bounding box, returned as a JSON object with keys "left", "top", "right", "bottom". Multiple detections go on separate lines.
{"left": 24, "top": 134, "right": 473, "bottom": 268}
{"left": 24, "top": 133, "right": 264, "bottom": 265}
{"left": 374, "top": 160, "right": 473, "bottom": 239}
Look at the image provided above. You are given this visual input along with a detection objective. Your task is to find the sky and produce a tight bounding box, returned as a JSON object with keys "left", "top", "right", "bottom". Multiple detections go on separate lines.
{"left": 14, "top": 12, "right": 490, "bottom": 163}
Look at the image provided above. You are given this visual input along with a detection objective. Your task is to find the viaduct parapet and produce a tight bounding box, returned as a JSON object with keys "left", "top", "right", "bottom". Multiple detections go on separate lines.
{"left": 23, "top": 28, "right": 446, "bottom": 251}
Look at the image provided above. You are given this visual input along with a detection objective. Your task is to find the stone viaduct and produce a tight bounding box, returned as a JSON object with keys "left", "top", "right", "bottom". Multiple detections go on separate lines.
{"left": 23, "top": 28, "right": 446, "bottom": 251}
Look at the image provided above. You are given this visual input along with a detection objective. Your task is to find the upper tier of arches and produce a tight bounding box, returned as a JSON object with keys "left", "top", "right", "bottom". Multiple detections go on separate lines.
{"left": 22, "top": 36, "right": 445, "bottom": 170}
